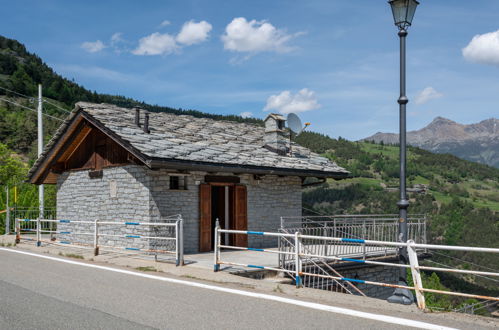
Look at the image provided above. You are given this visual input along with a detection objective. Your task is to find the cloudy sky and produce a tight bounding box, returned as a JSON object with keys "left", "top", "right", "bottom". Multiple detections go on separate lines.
{"left": 2, "top": 0, "right": 499, "bottom": 140}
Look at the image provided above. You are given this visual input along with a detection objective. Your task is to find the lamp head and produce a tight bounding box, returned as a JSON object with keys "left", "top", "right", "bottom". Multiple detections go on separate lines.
{"left": 388, "top": 0, "right": 419, "bottom": 30}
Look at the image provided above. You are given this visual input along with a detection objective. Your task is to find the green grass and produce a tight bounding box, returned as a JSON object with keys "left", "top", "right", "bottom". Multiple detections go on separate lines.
{"left": 410, "top": 175, "right": 430, "bottom": 185}
{"left": 135, "top": 266, "right": 157, "bottom": 272}
{"left": 359, "top": 142, "right": 399, "bottom": 158}
{"left": 58, "top": 253, "right": 84, "bottom": 259}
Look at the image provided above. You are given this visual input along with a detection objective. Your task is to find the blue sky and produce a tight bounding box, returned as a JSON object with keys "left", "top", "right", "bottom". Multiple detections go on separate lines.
{"left": 2, "top": 0, "right": 499, "bottom": 140}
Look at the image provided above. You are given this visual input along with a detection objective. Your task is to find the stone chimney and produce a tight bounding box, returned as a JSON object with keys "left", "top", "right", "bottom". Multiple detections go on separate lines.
{"left": 264, "top": 113, "right": 290, "bottom": 155}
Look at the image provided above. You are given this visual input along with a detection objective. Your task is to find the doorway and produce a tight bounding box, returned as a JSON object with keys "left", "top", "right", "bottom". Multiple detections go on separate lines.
{"left": 199, "top": 183, "right": 247, "bottom": 252}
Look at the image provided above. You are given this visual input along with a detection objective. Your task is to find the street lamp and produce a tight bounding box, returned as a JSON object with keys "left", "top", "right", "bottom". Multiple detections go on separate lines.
{"left": 386, "top": 0, "right": 419, "bottom": 306}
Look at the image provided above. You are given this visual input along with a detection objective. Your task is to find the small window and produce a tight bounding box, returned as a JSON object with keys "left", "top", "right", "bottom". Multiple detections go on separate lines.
{"left": 169, "top": 176, "right": 187, "bottom": 190}
{"left": 277, "top": 120, "right": 285, "bottom": 130}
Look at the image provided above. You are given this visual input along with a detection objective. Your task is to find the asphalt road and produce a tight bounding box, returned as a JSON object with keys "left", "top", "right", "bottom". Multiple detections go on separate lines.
{"left": 0, "top": 248, "right": 459, "bottom": 330}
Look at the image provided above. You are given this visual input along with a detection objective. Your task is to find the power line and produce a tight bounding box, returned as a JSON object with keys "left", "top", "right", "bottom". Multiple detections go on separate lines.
{"left": 432, "top": 250, "right": 498, "bottom": 272}
{"left": 0, "top": 85, "right": 72, "bottom": 114}
{"left": 0, "top": 97, "right": 65, "bottom": 122}
{"left": 0, "top": 86, "right": 36, "bottom": 100}
{"left": 42, "top": 98, "right": 72, "bottom": 114}
{"left": 424, "top": 259, "right": 499, "bottom": 283}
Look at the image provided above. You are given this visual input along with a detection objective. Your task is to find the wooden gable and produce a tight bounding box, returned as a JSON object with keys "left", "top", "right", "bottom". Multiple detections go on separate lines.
{"left": 40, "top": 119, "right": 141, "bottom": 184}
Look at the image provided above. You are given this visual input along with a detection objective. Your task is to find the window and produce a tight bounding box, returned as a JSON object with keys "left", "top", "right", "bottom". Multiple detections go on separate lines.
{"left": 277, "top": 120, "right": 285, "bottom": 130}
{"left": 169, "top": 176, "right": 187, "bottom": 190}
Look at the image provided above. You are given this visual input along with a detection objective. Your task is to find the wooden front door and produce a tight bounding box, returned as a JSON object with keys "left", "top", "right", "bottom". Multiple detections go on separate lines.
{"left": 199, "top": 184, "right": 212, "bottom": 252}
{"left": 234, "top": 185, "right": 248, "bottom": 247}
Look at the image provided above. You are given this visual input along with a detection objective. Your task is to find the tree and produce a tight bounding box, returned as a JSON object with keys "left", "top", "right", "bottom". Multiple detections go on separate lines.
{"left": 0, "top": 143, "right": 26, "bottom": 185}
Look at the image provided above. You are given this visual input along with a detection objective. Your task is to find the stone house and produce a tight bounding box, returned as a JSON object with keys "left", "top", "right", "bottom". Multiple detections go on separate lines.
{"left": 28, "top": 102, "right": 348, "bottom": 253}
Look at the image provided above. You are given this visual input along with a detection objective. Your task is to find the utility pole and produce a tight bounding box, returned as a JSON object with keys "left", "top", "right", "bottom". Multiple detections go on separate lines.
{"left": 5, "top": 186, "right": 9, "bottom": 235}
{"left": 38, "top": 84, "right": 44, "bottom": 221}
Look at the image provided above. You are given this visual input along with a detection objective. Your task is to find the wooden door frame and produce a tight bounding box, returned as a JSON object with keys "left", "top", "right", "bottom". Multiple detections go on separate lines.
{"left": 198, "top": 182, "right": 248, "bottom": 252}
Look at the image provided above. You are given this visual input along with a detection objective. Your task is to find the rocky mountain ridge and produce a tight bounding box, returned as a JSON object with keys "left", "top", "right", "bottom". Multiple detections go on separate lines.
{"left": 363, "top": 117, "right": 499, "bottom": 168}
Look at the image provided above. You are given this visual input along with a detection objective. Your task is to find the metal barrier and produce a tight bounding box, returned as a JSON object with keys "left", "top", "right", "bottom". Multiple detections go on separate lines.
{"left": 15, "top": 215, "right": 184, "bottom": 266}
{"left": 279, "top": 215, "right": 426, "bottom": 262}
{"left": 213, "top": 225, "right": 499, "bottom": 310}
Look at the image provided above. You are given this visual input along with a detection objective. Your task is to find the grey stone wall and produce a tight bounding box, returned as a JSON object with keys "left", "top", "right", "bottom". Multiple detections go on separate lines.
{"left": 244, "top": 174, "right": 302, "bottom": 248}
{"left": 57, "top": 166, "right": 302, "bottom": 254}
{"left": 338, "top": 264, "right": 400, "bottom": 299}
{"left": 56, "top": 165, "right": 173, "bottom": 251}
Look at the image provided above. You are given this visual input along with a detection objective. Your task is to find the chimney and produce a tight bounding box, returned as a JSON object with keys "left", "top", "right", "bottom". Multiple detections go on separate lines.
{"left": 134, "top": 108, "right": 141, "bottom": 127}
{"left": 263, "top": 113, "right": 290, "bottom": 155}
{"left": 143, "top": 112, "right": 150, "bottom": 133}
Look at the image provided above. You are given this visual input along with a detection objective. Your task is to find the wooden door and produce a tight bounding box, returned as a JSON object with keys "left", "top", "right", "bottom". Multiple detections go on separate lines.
{"left": 199, "top": 184, "right": 212, "bottom": 252}
{"left": 234, "top": 185, "right": 248, "bottom": 247}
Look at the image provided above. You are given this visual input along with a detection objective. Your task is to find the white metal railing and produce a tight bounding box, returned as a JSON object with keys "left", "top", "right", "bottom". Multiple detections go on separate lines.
{"left": 213, "top": 226, "right": 499, "bottom": 310}
{"left": 15, "top": 215, "right": 184, "bottom": 266}
{"left": 279, "top": 215, "right": 426, "bottom": 263}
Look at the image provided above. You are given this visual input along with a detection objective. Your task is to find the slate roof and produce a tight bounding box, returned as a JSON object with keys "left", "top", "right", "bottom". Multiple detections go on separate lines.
{"left": 29, "top": 102, "right": 348, "bottom": 180}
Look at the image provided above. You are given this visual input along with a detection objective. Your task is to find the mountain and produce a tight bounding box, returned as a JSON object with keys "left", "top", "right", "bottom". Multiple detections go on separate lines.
{"left": 363, "top": 117, "right": 499, "bottom": 168}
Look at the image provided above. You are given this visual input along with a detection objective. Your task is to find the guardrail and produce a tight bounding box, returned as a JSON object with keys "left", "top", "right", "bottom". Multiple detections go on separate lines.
{"left": 15, "top": 215, "right": 184, "bottom": 266}
{"left": 213, "top": 225, "right": 499, "bottom": 310}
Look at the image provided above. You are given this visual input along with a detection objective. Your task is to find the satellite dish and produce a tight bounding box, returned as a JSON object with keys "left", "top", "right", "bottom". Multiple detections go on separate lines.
{"left": 287, "top": 113, "right": 303, "bottom": 135}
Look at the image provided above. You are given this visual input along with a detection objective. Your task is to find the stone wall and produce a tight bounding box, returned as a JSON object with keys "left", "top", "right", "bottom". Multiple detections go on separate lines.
{"left": 338, "top": 264, "right": 400, "bottom": 299}
{"left": 56, "top": 165, "right": 168, "bottom": 251}
{"left": 244, "top": 174, "right": 302, "bottom": 248}
{"left": 57, "top": 165, "right": 302, "bottom": 254}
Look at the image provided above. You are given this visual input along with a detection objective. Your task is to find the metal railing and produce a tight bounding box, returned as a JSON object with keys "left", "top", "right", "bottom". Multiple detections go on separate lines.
{"left": 279, "top": 215, "right": 426, "bottom": 260}
{"left": 15, "top": 215, "right": 184, "bottom": 266}
{"left": 213, "top": 227, "right": 499, "bottom": 310}
{"left": 2, "top": 207, "right": 57, "bottom": 234}
{"left": 278, "top": 214, "right": 427, "bottom": 294}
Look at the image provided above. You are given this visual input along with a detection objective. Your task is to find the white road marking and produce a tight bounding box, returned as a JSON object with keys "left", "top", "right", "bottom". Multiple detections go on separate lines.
{"left": 0, "top": 248, "right": 457, "bottom": 330}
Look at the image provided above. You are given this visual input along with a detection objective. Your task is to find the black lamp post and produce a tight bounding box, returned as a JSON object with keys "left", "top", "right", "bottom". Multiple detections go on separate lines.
{"left": 387, "top": 0, "right": 419, "bottom": 306}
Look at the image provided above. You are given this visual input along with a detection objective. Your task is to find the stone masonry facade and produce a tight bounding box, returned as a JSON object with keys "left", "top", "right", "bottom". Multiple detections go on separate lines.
{"left": 57, "top": 165, "right": 302, "bottom": 253}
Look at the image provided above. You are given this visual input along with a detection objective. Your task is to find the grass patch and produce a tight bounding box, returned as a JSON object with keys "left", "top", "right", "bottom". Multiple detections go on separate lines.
{"left": 135, "top": 266, "right": 157, "bottom": 272}
{"left": 359, "top": 142, "right": 399, "bottom": 158}
{"left": 58, "top": 252, "right": 84, "bottom": 259}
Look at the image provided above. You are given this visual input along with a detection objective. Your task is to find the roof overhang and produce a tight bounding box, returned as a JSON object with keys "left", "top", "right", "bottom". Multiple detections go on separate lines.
{"left": 147, "top": 158, "right": 350, "bottom": 179}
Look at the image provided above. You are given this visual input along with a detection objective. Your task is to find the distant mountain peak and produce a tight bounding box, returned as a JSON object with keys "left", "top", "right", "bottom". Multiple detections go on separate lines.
{"left": 362, "top": 117, "right": 499, "bottom": 168}
{"left": 429, "top": 116, "right": 457, "bottom": 125}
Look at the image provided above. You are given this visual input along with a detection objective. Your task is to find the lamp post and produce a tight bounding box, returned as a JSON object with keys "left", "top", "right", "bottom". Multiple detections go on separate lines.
{"left": 387, "top": 0, "right": 419, "bottom": 306}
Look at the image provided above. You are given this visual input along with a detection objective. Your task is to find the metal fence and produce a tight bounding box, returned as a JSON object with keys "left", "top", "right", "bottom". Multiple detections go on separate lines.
{"left": 15, "top": 215, "right": 184, "bottom": 266}
{"left": 213, "top": 226, "right": 499, "bottom": 310}
{"left": 2, "top": 207, "right": 57, "bottom": 234}
{"left": 277, "top": 215, "right": 426, "bottom": 293}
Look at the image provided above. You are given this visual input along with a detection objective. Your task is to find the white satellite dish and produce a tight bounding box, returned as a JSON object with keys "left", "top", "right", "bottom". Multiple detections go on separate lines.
{"left": 287, "top": 113, "right": 303, "bottom": 135}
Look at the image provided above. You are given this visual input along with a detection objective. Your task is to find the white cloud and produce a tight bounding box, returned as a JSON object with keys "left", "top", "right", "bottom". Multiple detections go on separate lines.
{"left": 176, "top": 20, "right": 212, "bottom": 45}
{"left": 81, "top": 40, "right": 106, "bottom": 53}
{"left": 240, "top": 111, "right": 253, "bottom": 118}
{"left": 111, "top": 33, "right": 123, "bottom": 45}
{"left": 221, "top": 17, "right": 295, "bottom": 53}
{"left": 132, "top": 32, "right": 178, "bottom": 55}
{"left": 159, "top": 20, "right": 171, "bottom": 27}
{"left": 414, "top": 87, "right": 443, "bottom": 105}
{"left": 462, "top": 30, "right": 499, "bottom": 66}
{"left": 263, "top": 88, "right": 321, "bottom": 114}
